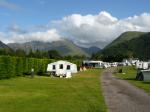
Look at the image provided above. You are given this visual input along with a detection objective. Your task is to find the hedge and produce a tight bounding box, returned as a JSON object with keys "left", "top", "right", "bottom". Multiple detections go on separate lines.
{"left": 0, "top": 56, "right": 55, "bottom": 79}
{"left": 0, "top": 56, "right": 82, "bottom": 79}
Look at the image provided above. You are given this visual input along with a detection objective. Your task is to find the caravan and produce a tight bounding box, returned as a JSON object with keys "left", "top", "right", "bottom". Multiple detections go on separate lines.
{"left": 47, "top": 60, "right": 77, "bottom": 77}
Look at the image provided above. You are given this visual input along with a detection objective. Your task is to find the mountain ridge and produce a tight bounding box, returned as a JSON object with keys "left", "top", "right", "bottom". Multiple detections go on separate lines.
{"left": 7, "top": 39, "right": 100, "bottom": 56}
{"left": 105, "top": 31, "right": 147, "bottom": 48}
{"left": 0, "top": 41, "right": 10, "bottom": 49}
{"left": 100, "top": 31, "right": 150, "bottom": 60}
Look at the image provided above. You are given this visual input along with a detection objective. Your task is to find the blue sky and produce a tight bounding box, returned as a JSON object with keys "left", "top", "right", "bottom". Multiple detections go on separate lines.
{"left": 0, "top": 0, "right": 150, "bottom": 47}
{"left": 0, "top": 0, "right": 150, "bottom": 29}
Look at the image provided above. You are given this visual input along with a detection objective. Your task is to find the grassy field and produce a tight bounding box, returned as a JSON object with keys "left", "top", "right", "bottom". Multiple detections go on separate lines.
{"left": 115, "top": 66, "right": 150, "bottom": 92}
{"left": 0, "top": 69, "right": 107, "bottom": 112}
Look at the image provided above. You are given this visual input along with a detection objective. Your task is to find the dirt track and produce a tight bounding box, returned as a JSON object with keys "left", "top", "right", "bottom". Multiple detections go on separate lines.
{"left": 101, "top": 68, "right": 150, "bottom": 112}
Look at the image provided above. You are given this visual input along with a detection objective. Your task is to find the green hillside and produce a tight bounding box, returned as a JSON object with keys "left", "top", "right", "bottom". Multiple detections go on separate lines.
{"left": 101, "top": 31, "right": 150, "bottom": 60}
{"left": 51, "top": 39, "right": 89, "bottom": 56}
{"left": 106, "top": 31, "right": 147, "bottom": 48}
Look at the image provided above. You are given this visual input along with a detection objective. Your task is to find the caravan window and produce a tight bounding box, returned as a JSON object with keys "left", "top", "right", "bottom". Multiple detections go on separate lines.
{"left": 67, "top": 65, "right": 70, "bottom": 70}
{"left": 53, "top": 65, "right": 55, "bottom": 70}
{"left": 59, "top": 64, "right": 63, "bottom": 69}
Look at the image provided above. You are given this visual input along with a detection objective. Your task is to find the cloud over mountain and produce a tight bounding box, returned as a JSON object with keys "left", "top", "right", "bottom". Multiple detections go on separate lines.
{"left": 0, "top": 29, "right": 61, "bottom": 43}
{"left": 11, "top": 29, "right": 61, "bottom": 43}
{"left": 52, "top": 11, "right": 150, "bottom": 48}
{"left": 1, "top": 11, "right": 150, "bottom": 48}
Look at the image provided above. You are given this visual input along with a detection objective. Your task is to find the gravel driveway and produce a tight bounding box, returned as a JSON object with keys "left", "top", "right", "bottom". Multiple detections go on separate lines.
{"left": 101, "top": 68, "right": 150, "bottom": 112}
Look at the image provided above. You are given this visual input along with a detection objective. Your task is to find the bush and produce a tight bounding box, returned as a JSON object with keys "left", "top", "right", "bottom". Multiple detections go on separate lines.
{"left": 23, "top": 72, "right": 31, "bottom": 77}
{"left": 37, "top": 69, "right": 45, "bottom": 76}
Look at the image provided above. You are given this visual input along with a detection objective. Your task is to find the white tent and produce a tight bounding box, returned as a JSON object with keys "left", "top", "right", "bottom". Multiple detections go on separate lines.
{"left": 47, "top": 60, "right": 77, "bottom": 77}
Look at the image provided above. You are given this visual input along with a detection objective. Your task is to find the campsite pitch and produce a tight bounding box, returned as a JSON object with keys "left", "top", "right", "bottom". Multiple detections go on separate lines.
{"left": 116, "top": 66, "right": 150, "bottom": 92}
{"left": 0, "top": 69, "right": 107, "bottom": 112}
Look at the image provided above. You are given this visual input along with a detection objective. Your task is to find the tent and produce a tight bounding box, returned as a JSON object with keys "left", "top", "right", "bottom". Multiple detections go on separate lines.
{"left": 136, "top": 70, "right": 150, "bottom": 81}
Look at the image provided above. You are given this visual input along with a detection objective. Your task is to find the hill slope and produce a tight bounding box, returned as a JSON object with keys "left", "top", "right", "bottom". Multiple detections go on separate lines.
{"left": 105, "top": 31, "right": 147, "bottom": 48}
{"left": 80, "top": 46, "right": 101, "bottom": 55}
{"left": 101, "top": 31, "right": 150, "bottom": 60}
{"left": 7, "top": 39, "right": 90, "bottom": 56}
{"left": 0, "top": 41, "right": 10, "bottom": 49}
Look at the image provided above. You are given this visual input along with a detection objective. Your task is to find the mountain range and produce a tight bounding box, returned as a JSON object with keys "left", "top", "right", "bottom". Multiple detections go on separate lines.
{"left": 1, "top": 31, "right": 150, "bottom": 60}
{"left": 0, "top": 41, "right": 10, "bottom": 49}
{"left": 6, "top": 39, "right": 100, "bottom": 56}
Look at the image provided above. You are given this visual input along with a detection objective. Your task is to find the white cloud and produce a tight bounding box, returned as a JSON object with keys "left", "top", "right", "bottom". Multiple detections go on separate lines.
{"left": 0, "top": 0, "right": 21, "bottom": 11}
{"left": 8, "top": 29, "right": 61, "bottom": 43}
{"left": 0, "top": 32, "right": 10, "bottom": 43}
{"left": 1, "top": 11, "right": 150, "bottom": 48}
{"left": 7, "top": 24, "right": 26, "bottom": 34}
{"left": 52, "top": 11, "right": 150, "bottom": 48}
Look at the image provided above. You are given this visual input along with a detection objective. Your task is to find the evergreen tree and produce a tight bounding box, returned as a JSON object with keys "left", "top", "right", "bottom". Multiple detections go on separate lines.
{"left": 15, "top": 49, "right": 26, "bottom": 57}
{"left": 48, "top": 50, "right": 62, "bottom": 59}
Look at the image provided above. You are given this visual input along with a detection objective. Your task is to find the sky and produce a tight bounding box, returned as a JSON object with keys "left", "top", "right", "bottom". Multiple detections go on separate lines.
{"left": 0, "top": 0, "right": 150, "bottom": 48}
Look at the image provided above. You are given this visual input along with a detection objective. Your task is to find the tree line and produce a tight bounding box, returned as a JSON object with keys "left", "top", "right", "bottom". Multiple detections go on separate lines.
{"left": 0, "top": 48, "right": 135, "bottom": 62}
{"left": 91, "top": 53, "right": 134, "bottom": 62}
{"left": 0, "top": 48, "right": 86, "bottom": 60}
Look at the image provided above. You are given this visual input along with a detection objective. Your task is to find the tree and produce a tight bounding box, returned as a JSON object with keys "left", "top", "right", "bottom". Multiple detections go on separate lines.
{"left": 28, "top": 49, "right": 35, "bottom": 58}
{"left": 63, "top": 55, "right": 73, "bottom": 60}
{"left": 15, "top": 49, "right": 26, "bottom": 57}
{"left": 34, "top": 49, "right": 42, "bottom": 58}
{"left": 48, "top": 50, "right": 62, "bottom": 59}
{"left": 0, "top": 48, "right": 14, "bottom": 56}
{"left": 91, "top": 53, "right": 101, "bottom": 60}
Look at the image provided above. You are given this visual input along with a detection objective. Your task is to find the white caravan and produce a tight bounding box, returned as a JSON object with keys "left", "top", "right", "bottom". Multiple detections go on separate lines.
{"left": 47, "top": 60, "right": 77, "bottom": 77}
{"left": 136, "top": 61, "right": 150, "bottom": 70}
{"left": 83, "top": 60, "right": 103, "bottom": 68}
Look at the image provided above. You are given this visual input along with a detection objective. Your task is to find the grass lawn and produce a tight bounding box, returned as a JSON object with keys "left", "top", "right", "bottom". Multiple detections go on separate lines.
{"left": 115, "top": 66, "right": 150, "bottom": 92}
{"left": 0, "top": 69, "right": 107, "bottom": 112}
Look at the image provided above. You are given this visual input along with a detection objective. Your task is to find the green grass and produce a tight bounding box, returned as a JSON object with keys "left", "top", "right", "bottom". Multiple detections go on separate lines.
{"left": 115, "top": 66, "right": 150, "bottom": 92}
{"left": 0, "top": 69, "right": 107, "bottom": 112}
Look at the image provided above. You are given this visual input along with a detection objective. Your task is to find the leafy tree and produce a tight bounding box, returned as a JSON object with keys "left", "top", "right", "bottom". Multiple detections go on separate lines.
{"left": 15, "top": 49, "right": 26, "bottom": 57}
{"left": 91, "top": 53, "right": 102, "bottom": 60}
{"left": 48, "top": 50, "right": 62, "bottom": 59}
{"left": 63, "top": 55, "right": 73, "bottom": 60}
{"left": 34, "top": 49, "right": 42, "bottom": 58}
{"left": 28, "top": 49, "right": 35, "bottom": 58}
{"left": 0, "top": 48, "right": 14, "bottom": 56}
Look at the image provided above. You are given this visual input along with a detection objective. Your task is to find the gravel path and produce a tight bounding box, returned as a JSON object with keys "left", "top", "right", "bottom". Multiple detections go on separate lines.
{"left": 101, "top": 68, "right": 150, "bottom": 112}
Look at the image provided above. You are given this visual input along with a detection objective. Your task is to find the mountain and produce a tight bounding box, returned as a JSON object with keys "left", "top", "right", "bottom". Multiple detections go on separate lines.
{"left": 100, "top": 31, "right": 150, "bottom": 60}
{"left": 7, "top": 39, "right": 90, "bottom": 56}
{"left": 80, "top": 46, "right": 101, "bottom": 55}
{"left": 105, "top": 31, "right": 146, "bottom": 48}
{"left": 0, "top": 41, "right": 10, "bottom": 49}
